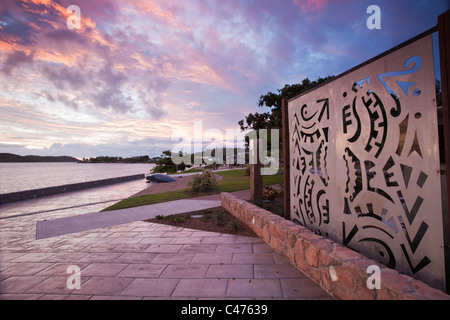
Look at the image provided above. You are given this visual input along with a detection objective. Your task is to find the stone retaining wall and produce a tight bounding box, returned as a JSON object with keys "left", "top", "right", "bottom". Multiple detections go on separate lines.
{"left": 0, "top": 174, "right": 145, "bottom": 204}
{"left": 221, "top": 192, "right": 450, "bottom": 300}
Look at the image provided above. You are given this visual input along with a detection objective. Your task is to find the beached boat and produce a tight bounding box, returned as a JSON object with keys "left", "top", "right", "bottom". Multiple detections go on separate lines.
{"left": 146, "top": 174, "right": 177, "bottom": 183}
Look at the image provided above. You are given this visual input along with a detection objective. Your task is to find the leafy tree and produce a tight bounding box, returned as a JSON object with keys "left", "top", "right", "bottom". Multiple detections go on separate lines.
{"left": 238, "top": 77, "right": 334, "bottom": 132}
{"left": 151, "top": 150, "right": 187, "bottom": 174}
{"left": 238, "top": 77, "right": 334, "bottom": 165}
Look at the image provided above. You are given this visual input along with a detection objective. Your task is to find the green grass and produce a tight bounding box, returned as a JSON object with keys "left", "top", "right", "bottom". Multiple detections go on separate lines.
{"left": 216, "top": 169, "right": 283, "bottom": 192}
{"left": 102, "top": 189, "right": 191, "bottom": 211}
{"left": 178, "top": 167, "right": 204, "bottom": 174}
{"left": 102, "top": 169, "right": 283, "bottom": 212}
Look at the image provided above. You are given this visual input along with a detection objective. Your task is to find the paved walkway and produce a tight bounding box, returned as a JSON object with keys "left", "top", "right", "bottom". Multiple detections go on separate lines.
{"left": 0, "top": 191, "right": 333, "bottom": 300}
{"left": 35, "top": 190, "right": 249, "bottom": 239}
{"left": 36, "top": 199, "right": 222, "bottom": 239}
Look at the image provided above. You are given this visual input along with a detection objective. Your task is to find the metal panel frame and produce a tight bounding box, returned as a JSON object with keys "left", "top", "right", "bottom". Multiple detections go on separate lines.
{"left": 288, "top": 32, "right": 446, "bottom": 290}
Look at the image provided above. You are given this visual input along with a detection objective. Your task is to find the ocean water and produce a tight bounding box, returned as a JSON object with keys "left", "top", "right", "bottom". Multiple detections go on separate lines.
{"left": 0, "top": 178, "right": 151, "bottom": 219}
{"left": 0, "top": 162, "right": 155, "bottom": 194}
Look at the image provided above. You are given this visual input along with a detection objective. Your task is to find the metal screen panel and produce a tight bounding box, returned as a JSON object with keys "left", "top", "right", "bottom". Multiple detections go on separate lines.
{"left": 288, "top": 34, "right": 445, "bottom": 290}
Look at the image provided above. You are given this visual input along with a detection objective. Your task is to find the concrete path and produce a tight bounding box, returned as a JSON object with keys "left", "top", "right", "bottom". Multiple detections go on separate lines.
{"left": 36, "top": 199, "right": 221, "bottom": 239}
{"left": 35, "top": 190, "right": 251, "bottom": 240}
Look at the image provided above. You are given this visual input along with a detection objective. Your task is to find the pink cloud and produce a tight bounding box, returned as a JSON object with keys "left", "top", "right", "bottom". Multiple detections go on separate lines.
{"left": 293, "top": 0, "right": 329, "bottom": 13}
{"left": 1, "top": 0, "right": 447, "bottom": 158}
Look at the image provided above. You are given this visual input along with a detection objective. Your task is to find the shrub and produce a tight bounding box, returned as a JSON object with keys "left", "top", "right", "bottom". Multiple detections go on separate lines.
{"left": 263, "top": 186, "right": 279, "bottom": 201}
{"left": 230, "top": 220, "right": 240, "bottom": 231}
{"left": 169, "top": 216, "right": 184, "bottom": 224}
{"left": 216, "top": 210, "right": 225, "bottom": 227}
{"left": 189, "top": 170, "right": 217, "bottom": 193}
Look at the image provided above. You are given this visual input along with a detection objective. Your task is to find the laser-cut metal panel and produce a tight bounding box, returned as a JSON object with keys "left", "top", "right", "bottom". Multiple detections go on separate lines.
{"left": 288, "top": 34, "right": 446, "bottom": 290}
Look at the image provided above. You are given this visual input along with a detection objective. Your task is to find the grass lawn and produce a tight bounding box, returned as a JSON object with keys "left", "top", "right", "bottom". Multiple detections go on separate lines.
{"left": 102, "top": 169, "right": 283, "bottom": 212}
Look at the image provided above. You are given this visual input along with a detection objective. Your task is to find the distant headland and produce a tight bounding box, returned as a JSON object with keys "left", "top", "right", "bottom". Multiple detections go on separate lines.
{"left": 0, "top": 153, "right": 79, "bottom": 163}
{"left": 0, "top": 153, "right": 154, "bottom": 163}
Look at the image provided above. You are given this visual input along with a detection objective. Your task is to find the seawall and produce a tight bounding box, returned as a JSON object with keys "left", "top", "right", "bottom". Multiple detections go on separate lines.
{"left": 0, "top": 174, "right": 145, "bottom": 205}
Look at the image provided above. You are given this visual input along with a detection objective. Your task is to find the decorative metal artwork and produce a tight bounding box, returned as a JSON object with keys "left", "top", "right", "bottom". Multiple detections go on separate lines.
{"left": 288, "top": 34, "right": 445, "bottom": 290}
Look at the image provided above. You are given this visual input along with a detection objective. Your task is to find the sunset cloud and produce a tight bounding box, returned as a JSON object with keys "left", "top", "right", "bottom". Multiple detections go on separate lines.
{"left": 0, "top": 0, "right": 448, "bottom": 158}
{"left": 293, "top": 0, "right": 329, "bottom": 13}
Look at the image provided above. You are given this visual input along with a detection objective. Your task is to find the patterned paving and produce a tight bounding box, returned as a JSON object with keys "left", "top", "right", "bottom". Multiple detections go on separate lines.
{"left": 0, "top": 218, "right": 332, "bottom": 300}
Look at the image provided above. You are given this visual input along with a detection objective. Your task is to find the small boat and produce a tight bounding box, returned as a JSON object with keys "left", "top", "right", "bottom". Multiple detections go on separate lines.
{"left": 146, "top": 174, "right": 177, "bottom": 183}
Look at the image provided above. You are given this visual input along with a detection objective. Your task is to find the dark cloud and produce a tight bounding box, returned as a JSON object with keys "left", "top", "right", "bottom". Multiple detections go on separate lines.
{"left": 138, "top": 90, "right": 167, "bottom": 120}
{"left": 1, "top": 50, "right": 34, "bottom": 75}
{"left": 44, "top": 28, "right": 88, "bottom": 46}
{"left": 40, "top": 64, "right": 88, "bottom": 91}
{"left": 0, "top": 16, "right": 37, "bottom": 45}
{"left": 56, "top": 93, "right": 80, "bottom": 110}
{"left": 0, "top": 2, "right": 36, "bottom": 45}
{"left": 91, "top": 87, "right": 133, "bottom": 113}
{"left": 89, "top": 63, "right": 133, "bottom": 113}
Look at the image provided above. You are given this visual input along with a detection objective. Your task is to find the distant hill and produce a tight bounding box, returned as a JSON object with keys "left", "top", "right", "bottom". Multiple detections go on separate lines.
{"left": 0, "top": 153, "right": 79, "bottom": 163}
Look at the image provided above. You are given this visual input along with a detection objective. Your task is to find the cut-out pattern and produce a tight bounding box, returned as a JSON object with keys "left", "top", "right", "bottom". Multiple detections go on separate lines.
{"left": 288, "top": 35, "right": 445, "bottom": 290}
{"left": 291, "top": 98, "right": 331, "bottom": 237}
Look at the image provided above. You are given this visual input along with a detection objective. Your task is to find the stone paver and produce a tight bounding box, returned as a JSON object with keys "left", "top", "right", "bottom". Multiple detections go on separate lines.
{"left": 227, "top": 279, "right": 283, "bottom": 298}
{"left": 0, "top": 202, "right": 333, "bottom": 300}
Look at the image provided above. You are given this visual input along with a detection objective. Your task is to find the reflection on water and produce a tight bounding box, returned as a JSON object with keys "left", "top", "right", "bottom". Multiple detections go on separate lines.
{"left": 0, "top": 179, "right": 150, "bottom": 219}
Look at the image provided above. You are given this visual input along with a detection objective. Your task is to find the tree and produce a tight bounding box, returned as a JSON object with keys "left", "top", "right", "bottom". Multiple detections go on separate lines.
{"left": 238, "top": 77, "right": 334, "bottom": 132}
{"left": 238, "top": 77, "right": 334, "bottom": 167}
{"left": 151, "top": 150, "right": 187, "bottom": 174}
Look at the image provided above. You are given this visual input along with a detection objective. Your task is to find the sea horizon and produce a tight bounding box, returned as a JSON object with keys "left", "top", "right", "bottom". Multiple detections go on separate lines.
{"left": 0, "top": 162, "right": 155, "bottom": 195}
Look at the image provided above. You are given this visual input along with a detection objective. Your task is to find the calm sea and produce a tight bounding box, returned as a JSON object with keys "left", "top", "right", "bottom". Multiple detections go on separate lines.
{"left": 0, "top": 162, "right": 155, "bottom": 194}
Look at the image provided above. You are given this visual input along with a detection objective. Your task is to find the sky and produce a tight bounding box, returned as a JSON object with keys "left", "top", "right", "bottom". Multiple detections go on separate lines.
{"left": 0, "top": 0, "right": 448, "bottom": 159}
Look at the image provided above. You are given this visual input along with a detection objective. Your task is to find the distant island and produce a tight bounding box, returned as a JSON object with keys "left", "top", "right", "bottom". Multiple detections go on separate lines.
{"left": 79, "top": 155, "right": 152, "bottom": 163}
{"left": 0, "top": 153, "right": 79, "bottom": 163}
{"left": 0, "top": 153, "right": 155, "bottom": 163}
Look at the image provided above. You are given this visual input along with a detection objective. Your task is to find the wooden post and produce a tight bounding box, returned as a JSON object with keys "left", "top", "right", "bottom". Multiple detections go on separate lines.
{"left": 282, "top": 99, "right": 291, "bottom": 220}
{"left": 250, "top": 139, "right": 263, "bottom": 203}
{"left": 438, "top": 10, "right": 450, "bottom": 240}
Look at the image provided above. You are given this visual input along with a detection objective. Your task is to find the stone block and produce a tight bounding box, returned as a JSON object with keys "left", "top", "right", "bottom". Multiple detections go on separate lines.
{"left": 284, "top": 225, "right": 302, "bottom": 248}
{"left": 319, "top": 250, "right": 338, "bottom": 267}
{"left": 355, "top": 280, "right": 377, "bottom": 300}
{"left": 331, "top": 282, "right": 355, "bottom": 300}
{"left": 379, "top": 268, "right": 412, "bottom": 294}
{"left": 321, "top": 268, "right": 333, "bottom": 292}
{"left": 304, "top": 244, "right": 320, "bottom": 268}
{"left": 331, "top": 245, "right": 363, "bottom": 261}
{"left": 335, "top": 266, "right": 357, "bottom": 291}
{"left": 410, "top": 280, "right": 450, "bottom": 300}
{"left": 269, "top": 235, "right": 283, "bottom": 253}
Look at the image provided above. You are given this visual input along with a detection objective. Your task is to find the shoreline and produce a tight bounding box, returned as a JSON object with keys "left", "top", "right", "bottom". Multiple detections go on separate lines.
{"left": 0, "top": 174, "right": 145, "bottom": 205}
